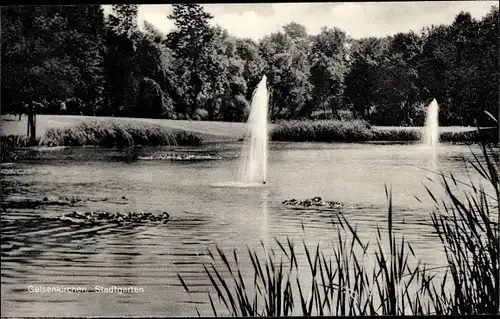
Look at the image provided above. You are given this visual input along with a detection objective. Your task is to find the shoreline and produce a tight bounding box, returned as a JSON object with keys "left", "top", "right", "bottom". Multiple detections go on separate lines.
{"left": 1, "top": 116, "right": 497, "bottom": 157}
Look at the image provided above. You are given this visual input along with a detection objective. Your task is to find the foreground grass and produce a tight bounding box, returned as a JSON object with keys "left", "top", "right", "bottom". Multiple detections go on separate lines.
{"left": 178, "top": 125, "right": 499, "bottom": 316}
{"left": 271, "top": 119, "right": 499, "bottom": 144}
{"left": 425, "top": 142, "right": 499, "bottom": 314}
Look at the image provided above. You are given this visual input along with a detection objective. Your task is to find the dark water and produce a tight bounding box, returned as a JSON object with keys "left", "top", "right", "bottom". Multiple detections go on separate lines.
{"left": 0, "top": 142, "right": 492, "bottom": 316}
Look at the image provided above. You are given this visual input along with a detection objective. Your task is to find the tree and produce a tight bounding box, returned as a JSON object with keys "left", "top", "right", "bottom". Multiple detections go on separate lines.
{"left": 166, "top": 4, "right": 215, "bottom": 119}
{"left": 477, "top": 6, "right": 499, "bottom": 126}
{"left": 235, "top": 38, "right": 267, "bottom": 102}
{"left": 344, "top": 37, "right": 389, "bottom": 119}
{"left": 143, "top": 20, "right": 166, "bottom": 44}
{"left": 445, "top": 12, "right": 480, "bottom": 125}
{"left": 60, "top": 5, "right": 106, "bottom": 114}
{"left": 446, "top": 9, "right": 498, "bottom": 126}
{"left": 191, "top": 26, "right": 223, "bottom": 120}
{"left": 308, "top": 27, "right": 349, "bottom": 118}
{"left": 110, "top": 4, "right": 139, "bottom": 38}
{"left": 417, "top": 26, "right": 454, "bottom": 104}
{"left": 2, "top": 6, "right": 496, "bottom": 126}
{"left": 370, "top": 32, "right": 424, "bottom": 126}
{"left": 1, "top": 5, "right": 105, "bottom": 115}
{"left": 260, "top": 24, "right": 312, "bottom": 120}
{"left": 128, "top": 26, "right": 177, "bottom": 119}
{"left": 218, "top": 34, "right": 249, "bottom": 122}
{"left": 135, "top": 77, "right": 175, "bottom": 118}
{"left": 102, "top": 5, "right": 139, "bottom": 116}
{"left": 283, "top": 22, "right": 308, "bottom": 41}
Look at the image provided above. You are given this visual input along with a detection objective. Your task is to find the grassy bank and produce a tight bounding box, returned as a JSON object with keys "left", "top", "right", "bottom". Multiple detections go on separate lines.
{"left": 0, "top": 120, "right": 203, "bottom": 162}
{"left": 1, "top": 114, "right": 250, "bottom": 141}
{"left": 178, "top": 130, "right": 499, "bottom": 315}
{"left": 2, "top": 115, "right": 497, "bottom": 145}
{"left": 270, "top": 119, "right": 499, "bottom": 144}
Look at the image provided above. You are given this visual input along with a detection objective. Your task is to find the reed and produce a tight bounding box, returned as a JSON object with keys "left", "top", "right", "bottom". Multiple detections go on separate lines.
{"left": 371, "top": 128, "right": 420, "bottom": 141}
{"left": 270, "top": 120, "right": 373, "bottom": 143}
{"left": 270, "top": 119, "right": 498, "bottom": 144}
{"left": 39, "top": 120, "right": 203, "bottom": 147}
{"left": 177, "top": 189, "right": 445, "bottom": 316}
{"left": 422, "top": 123, "right": 499, "bottom": 314}
{"left": 440, "top": 128, "right": 499, "bottom": 144}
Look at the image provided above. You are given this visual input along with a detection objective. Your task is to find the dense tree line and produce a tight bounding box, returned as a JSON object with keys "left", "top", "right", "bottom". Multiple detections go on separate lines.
{"left": 1, "top": 4, "right": 498, "bottom": 126}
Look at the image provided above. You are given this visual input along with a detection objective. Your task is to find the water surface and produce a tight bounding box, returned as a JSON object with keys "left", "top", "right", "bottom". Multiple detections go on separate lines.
{"left": 0, "top": 142, "right": 491, "bottom": 316}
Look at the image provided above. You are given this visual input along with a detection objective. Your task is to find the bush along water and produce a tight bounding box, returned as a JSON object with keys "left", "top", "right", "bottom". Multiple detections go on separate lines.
{"left": 0, "top": 135, "right": 34, "bottom": 163}
{"left": 270, "top": 120, "right": 374, "bottom": 142}
{"left": 178, "top": 125, "right": 499, "bottom": 316}
{"left": 1, "top": 120, "right": 204, "bottom": 163}
{"left": 38, "top": 120, "right": 203, "bottom": 147}
{"left": 270, "top": 119, "right": 499, "bottom": 144}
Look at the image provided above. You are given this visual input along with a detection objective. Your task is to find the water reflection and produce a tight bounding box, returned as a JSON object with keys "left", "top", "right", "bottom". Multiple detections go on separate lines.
{"left": 431, "top": 147, "right": 438, "bottom": 171}
{"left": 260, "top": 188, "right": 269, "bottom": 245}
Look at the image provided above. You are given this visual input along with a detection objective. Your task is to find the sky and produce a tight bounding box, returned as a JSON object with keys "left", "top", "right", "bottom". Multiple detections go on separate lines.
{"left": 102, "top": 2, "right": 497, "bottom": 40}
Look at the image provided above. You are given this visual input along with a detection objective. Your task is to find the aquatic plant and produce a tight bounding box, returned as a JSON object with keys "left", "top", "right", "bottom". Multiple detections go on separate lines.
{"left": 282, "top": 197, "right": 344, "bottom": 209}
{"left": 61, "top": 211, "right": 171, "bottom": 225}
{"left": 270, "top": 119, "right": 373, "bottom": 143}
{"left": 421, "top": 120, "right": 499, "bottom": 314}
{"left": 371, "top": 128, "right": 420, "bottom": 141}
{"left": 440, "top": 128, "right": 498, "bottom": 145}
{"left": 137, "top": 152, "right": 222, "bottom": 161}
{"left": 39, "top": 120, "right": 203, "bottom": 147}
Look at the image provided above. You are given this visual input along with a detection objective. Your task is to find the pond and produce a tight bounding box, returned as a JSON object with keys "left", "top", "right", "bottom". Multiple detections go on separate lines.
{"left": 0, "top": 141, "right": 490, "bottom": 316}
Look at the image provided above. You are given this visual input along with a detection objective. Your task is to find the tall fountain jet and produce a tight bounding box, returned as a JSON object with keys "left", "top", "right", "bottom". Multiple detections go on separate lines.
{"left": 238, "top": 75, "right": 269, "bottom": 185}
{"left": 422, "top": 98, "right": 440, "bottom": 148}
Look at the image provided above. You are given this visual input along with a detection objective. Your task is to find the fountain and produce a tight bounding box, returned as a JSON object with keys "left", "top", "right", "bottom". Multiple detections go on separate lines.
{"left": 237, "top": 75, "right": 269, "bottom": 186}
{"left": 421, "top": 98, "right": 440, "bottom": 148}
{"left": 212, "top": 75, "right": 269, "bottom": 188}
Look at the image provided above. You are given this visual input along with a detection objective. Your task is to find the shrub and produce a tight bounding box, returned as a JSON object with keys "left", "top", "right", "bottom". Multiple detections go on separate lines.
{"left": 270, "top": 120, "right": 373, "bottom": 142}
{"left": 39, "top": 120, "right": 203, "bottom": 147}
{"left": 371, "top": 128, "right": 421, "bottom": 141}
{"left": 441, "top": 128, "right": 499, "bottom": 145}
{"left": 271, "top": 119, "right": 498, "bottom": 144}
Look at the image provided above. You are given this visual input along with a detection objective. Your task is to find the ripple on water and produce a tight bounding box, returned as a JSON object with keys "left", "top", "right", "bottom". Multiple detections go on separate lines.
{"left": 2, "top": 144, "right": 482, "bottom": 317}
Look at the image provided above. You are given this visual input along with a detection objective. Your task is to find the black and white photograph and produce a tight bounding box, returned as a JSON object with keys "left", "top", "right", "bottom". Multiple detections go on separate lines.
{"left": 1, "top": 1, "right": 499, "bottom": 317}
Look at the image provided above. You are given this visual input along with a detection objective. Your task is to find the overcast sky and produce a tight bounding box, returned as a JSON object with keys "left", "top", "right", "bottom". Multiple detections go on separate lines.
{"left": 102, "top": 2, "right": 497, "bottom": 40}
